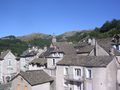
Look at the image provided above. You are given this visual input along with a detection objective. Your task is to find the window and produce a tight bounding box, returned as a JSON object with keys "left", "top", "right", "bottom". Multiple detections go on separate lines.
{"left": 88, "top": 69, "right": 92, "bottom": 78}
{"left": 86, "top": 69, "right": 92, "bottom": 78}
{"left": 53, "top": 59, "right": 55, "bottom": 65}
{"left": 64, "top": 67, "right": 68, "bottom": 75}
{"left": 116, "top": 45, "right": 119, "bottom": 50}
{"left": 75, "top": 68, "right": 81, "bottom": 76}
{"left": 8, "top": 59, "right": 11, "bottom": 66}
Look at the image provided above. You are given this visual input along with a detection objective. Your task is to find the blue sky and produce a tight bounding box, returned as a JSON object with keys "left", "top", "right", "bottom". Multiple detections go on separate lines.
{"left": 0, "top": 0, "right": 120, "bottom": 37}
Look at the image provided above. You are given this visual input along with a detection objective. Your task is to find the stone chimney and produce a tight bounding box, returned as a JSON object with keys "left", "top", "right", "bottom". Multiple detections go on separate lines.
{"left": 110, "top": 48, "right": 115, "bottom": 56}
{"left": 91, "top": 38, "right": 96, "bottom": 45}
{"left": 88, "top": 38, "right": 92, "bottom": 44}
{"left": 52, "top": 35, "right": 57, "bottom": 43}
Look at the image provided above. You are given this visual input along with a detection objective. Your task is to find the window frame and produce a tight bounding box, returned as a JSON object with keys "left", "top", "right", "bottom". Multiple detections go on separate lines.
{"left": 75, "top": 68, "right": 81, "bottom": 76}
{"left": 53, "top": 59, "right": 55, "bottom": 65}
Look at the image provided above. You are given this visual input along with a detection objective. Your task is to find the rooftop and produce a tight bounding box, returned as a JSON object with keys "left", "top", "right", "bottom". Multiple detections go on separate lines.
{"left": 57, "top": 55, "right": 114, "bottom": 67}
{"left": 12, "top": 70, "right": 53, "bottom": 86}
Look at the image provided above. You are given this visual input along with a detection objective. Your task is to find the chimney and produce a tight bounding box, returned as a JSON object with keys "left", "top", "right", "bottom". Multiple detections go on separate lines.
{"left": 44, "top": 46, "right": 47, "bottom": 51}
{"left": 88, "top": 38, "right": 92, "bottom": 44}
{"left": 91, "top": 38, "right": 96, "bottom": 45}
{"left": 1, "top": 52, "right": 3, "bottom": 55}
{"left": 52, "top": 35, "right": 57, "bottom": 43}
{"left": 110, "top": 48, "right": 115, "bottom": 56}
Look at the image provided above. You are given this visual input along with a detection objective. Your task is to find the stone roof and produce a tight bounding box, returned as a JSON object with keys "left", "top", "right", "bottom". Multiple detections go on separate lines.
{"left": 53, "top": 42, "right": 76, "bottom": 55}
{"left": 11, "top": 70, "right": 53, "bottom": 86}
{"left": 40, "top": 42, "right": 76, "bottom": 57}
{"left": 74, "top": 42, "right": 89, "bottom": 47}
{"left": 0, "top": 50, "right": 10, "bottom": 59}
{"left": 0, "top": 50, "right": 20, "bottom": 61}
{"left": 57, "top": 55, "right": 114, "bottom": 67}
{"left": 20, "top": 50, "right": 38, "bottom": 57}
{"left": 39, "top": 48, "right": 55, "bottom": 58}
{"left": 74, "top": 41, "right": 95, "bottom": 54}
{"left": 30, "top": 58, "right": 47, "bottom": 65}
{"left": 97, "top": 38, "right": 120, "bottom": 56}
{"left": 112, "top": 34, "right": 120, "bottom": 45}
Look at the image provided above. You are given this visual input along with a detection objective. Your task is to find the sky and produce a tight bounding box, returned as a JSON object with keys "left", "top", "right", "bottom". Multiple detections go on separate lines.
{"left": 0, "top": 0, "right": 120, "bottom": 37}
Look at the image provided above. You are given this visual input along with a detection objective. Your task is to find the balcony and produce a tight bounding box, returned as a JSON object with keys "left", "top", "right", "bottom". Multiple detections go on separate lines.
{"left": 64, "top": 74, "right": 84, "bottom": 82}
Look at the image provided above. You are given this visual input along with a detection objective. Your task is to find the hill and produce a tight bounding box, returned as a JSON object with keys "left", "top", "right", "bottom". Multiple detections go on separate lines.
{"left": 0, "top": 19, "right": 120, "bottom": 55}
{"left": 60, "top": 19, "right": 120, "bottom": 42}
{"left": 17, "top": 33, "right": 51, "bottom": 41}
{"left": 0, "top": 34, "right": 51, "bottom": 56}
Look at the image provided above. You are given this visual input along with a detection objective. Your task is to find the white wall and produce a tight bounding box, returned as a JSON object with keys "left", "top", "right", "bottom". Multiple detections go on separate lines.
{"left": 92, "top": 58, "right": 117, "bottom": 90}
{"left": 20, "top": 58, "right": 27, "bottom": 71}
{"left": 29, "top": 64, "right": 45, "bottom": 70}
{"left": 0, "top": 61, "right": 3, "bottom": 83}
{"left": 56, "top": 65, "right": 84, "bottom": 90}
{"left": 92, "top": 68, "right": 107, "bottom": 90}
{"left": 106, "top": 58, "right": 117, "bottom": 90}
{"left": 20, "top": 57, "right": 35, "bottom": 71}
{"left": 47, "top": 52, "right": 64, "bottom": 69}
{"left": 3, "top": 51, "right": 18, "bottom": 74}
{"left": 1, "top": 51, "right": 19, "bottom": 83}
{"left": 47, "top": 57, "right": 63, "bottom": 69}
{"left": 56, "top": 66, "right": 65, "bottom": 90}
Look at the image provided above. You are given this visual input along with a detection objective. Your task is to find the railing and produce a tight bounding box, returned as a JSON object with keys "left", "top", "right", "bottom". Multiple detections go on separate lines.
{"left": 64, "top": 74, "right": 84, "bottom": 82}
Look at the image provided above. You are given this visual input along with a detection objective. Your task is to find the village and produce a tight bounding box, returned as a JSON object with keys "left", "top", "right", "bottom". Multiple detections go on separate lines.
{"left": 0, "top": 34, "right": 120, "bottom": 90}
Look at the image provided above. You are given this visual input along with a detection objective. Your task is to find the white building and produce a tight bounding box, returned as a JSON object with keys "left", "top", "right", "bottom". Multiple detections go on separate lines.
{"left": 23, "top": 36, "right": 120, "bottom": 90}
{"left": 56, "top": 56, "right": 118, "bottom": 90}
{"left": 55, "top": 37, "right": 120, "bottom": 90}
{"left": 0, "top": 50, "right": 20, "bottom": 83}
{"left": 20, "top": 46, "right": 44, "bottom": 71}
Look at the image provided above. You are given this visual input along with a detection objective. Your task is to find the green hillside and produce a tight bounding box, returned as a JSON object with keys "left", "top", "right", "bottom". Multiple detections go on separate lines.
{"left": 0, "top": 19, "right": 120, "bottom": 55}
{"left": 66, "top": 19, "right": 120, "bottom": 42}
{"left": 0, "top": 36, "right": 51, "bottom": 56}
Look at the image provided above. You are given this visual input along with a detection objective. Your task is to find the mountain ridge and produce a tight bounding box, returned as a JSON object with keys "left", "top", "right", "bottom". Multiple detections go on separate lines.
{"left": 0, "top": 19, "right": 120, "bottom": 55}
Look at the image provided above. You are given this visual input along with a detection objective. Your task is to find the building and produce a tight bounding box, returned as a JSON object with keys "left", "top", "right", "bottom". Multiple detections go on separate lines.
{"left": 56, "top": 55, "right": 118, "bottom": 90}
{"left": 0, "top": 50, "right": 20, "bottom": 84}
{"left": 20, "top": 46, "right": 44, "bottom": 71}
{"left": 11, "top": 70, "right": 54, "bottom": 90}
{"left": 29, "top": 41, "right": 76, "bottom": 75}
{"left": 55, "top": 37, "right": 120, "bottom": 90}
{"left": 17, "top": 35, "right": 120, "bottom": 90}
